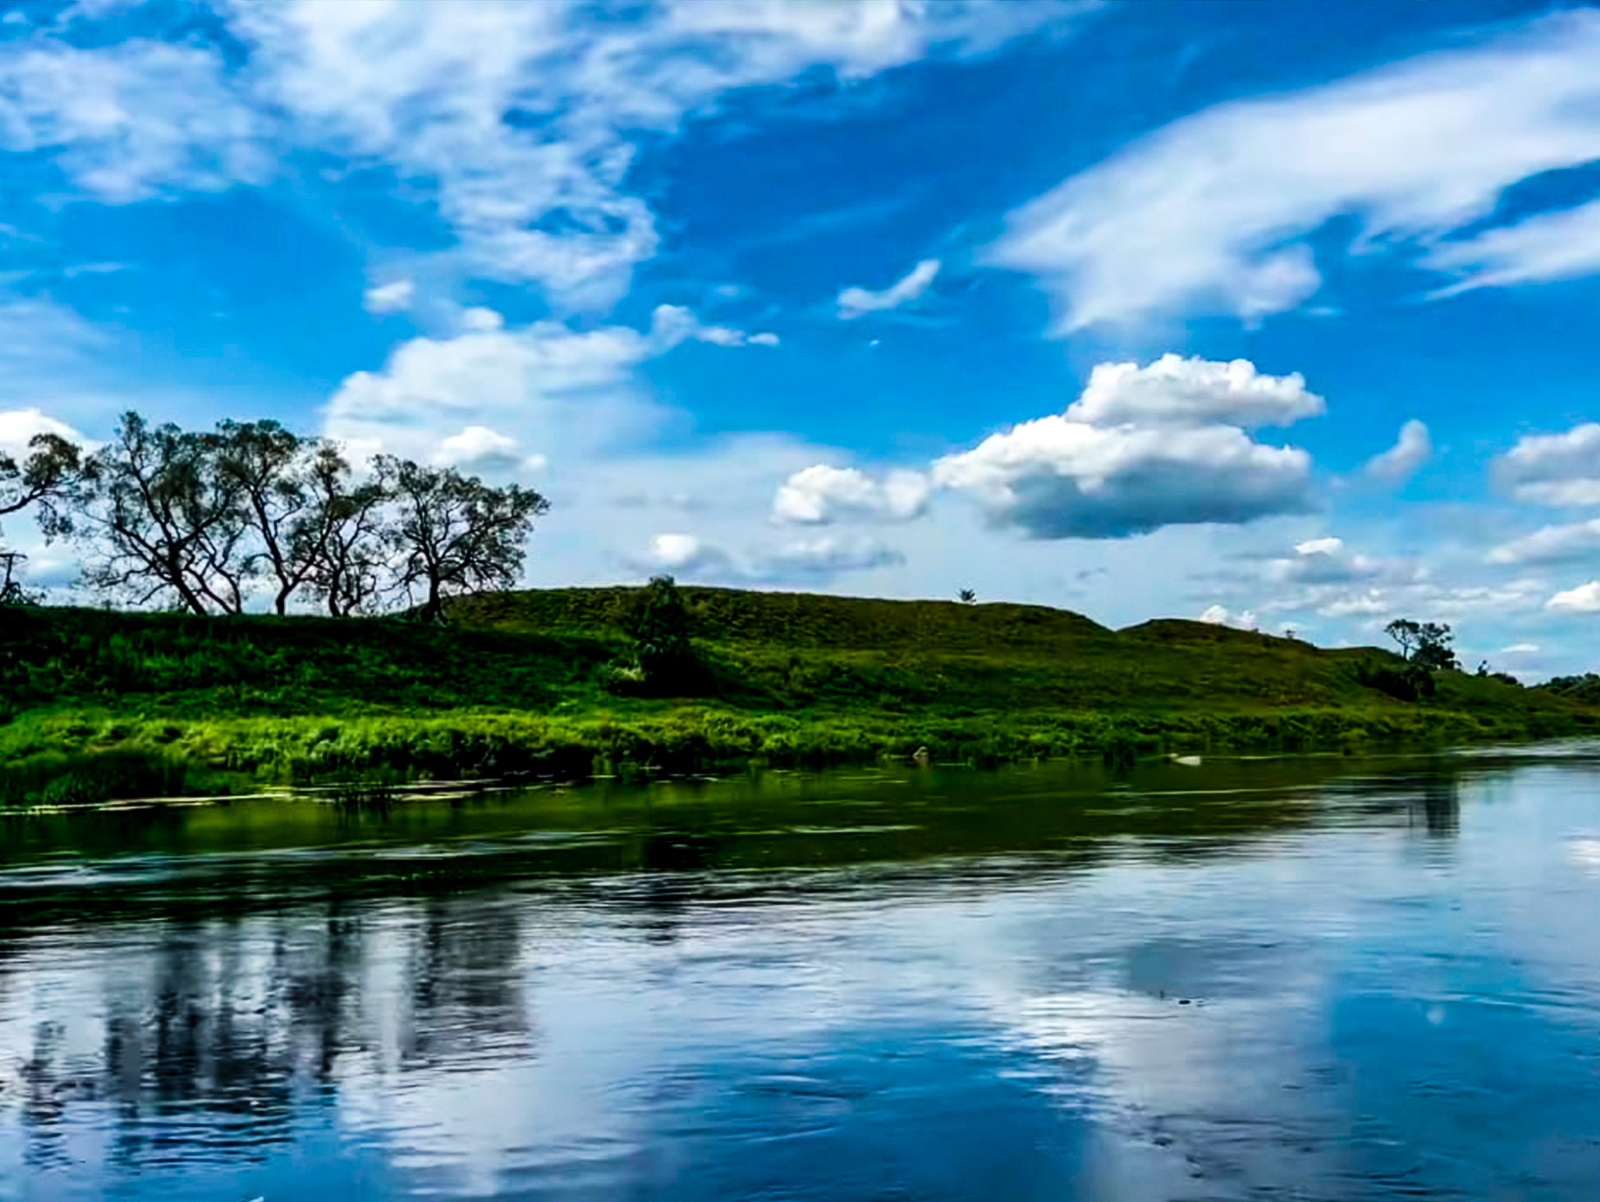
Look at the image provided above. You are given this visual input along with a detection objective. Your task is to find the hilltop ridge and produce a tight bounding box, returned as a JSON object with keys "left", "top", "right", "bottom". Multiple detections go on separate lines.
{"left": 2, "top": 586, "right": 1595, "bottom": 806}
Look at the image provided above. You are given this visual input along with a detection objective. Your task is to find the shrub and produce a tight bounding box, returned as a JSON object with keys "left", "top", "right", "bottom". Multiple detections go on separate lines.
{"left": 1357, "top": 662, "right": 1436, "bottom": 702}
{"left": 617, "top": 575, "right": 703, "bottom": 694}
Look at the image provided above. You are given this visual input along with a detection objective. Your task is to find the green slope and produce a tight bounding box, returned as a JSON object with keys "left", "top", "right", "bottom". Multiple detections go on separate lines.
{"left": 2, "top": 587, "right": 1595, "bottom": 805}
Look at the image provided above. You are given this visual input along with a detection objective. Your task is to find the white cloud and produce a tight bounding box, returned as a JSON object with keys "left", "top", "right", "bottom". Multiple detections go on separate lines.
{"left": 930, "top": 355, "right": 1318, "bottom": 539}
{"left": 986, "top": 11, "right": 1600, "bottom": 329}
{"left": 1198, "top": 603, "right": 1257, "bottom": 629}
{"left": 1548, "top": 581, "right": 1600, "bottom": 614}
{"left": 219, "top": 2, "right": 1070, "bottom": 309}
{"left": 1501, "top": 642, "right": 1541, "bottom": 655}
{"left": 1269, "top": 577, "right": 1548, "bottom": 623}
{"left": 1426, "top": 197, "right": 1600, "bottom": 296}
{"left": 0, "top": 297, "right": 110, "bottom": 383}
{"left": 638, "top": 529, "right": 900, "bottom": 583}
{"left": 434, "top": 424, "right": 544, "bottom": 474}
{"left": 837, "top": 258, "right": 941, "bottom": 319}
{"left": 1495, "top": 422, "right": 1600, "bottom": 507}
{"left": 363, "top": 279, "right": 415, "bottom": 314}
{"left": 0, "top": 39, "right": 267, "bottom": 202}
{"left": 1488, "top": 518, "right": 1600, "bottom": 566}
{"left": 323, "top": 302, "right": 771, "bottom": 468}
{"left": 1294, "top": 536, "right": 1343, "bottom": 557}
{"left": 1068, "top": 353, "right": 1323, "bottom": 428}
{"left": 1266, "top": 537, "right": 1413, "bottom": 586}
{"left": 325, "top": 314, "right": 658, "bottom": 467}
{"left": 460, "top": 306, "right": 505, "bottom": 333}
{"left": 1364, "top": 418, "right": 1431, "bottom": 484}
{"left": 755, "top": 533, "right": 903, "bottom": 578}
{"left": 645, "top": 303, "right": 775, "bottom": 349}
{"left": 0, "top": 3, "right": 1078, "bottom": 309}
{"left": 0, "top": 407, "right": 86, "bottom": 457}
{"left": 646, "top": 532, "right": 727, "bottom": 574}
{"left": 772, "top": 464, "right": 930, "bottom": 524}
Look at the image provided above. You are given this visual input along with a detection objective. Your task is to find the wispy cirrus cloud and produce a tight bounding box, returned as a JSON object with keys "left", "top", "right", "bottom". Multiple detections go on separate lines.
{"left": 2, "top": 2, "right": 1083, "bottom": 311}
{"left": 0, "top": 38, "right": 268, "bottom": 203}
{"left": 987, "top": 10, "right": 1600, "bottom": 330}
{"left": 837, "top": 258, "right": 941, "bottom": 319}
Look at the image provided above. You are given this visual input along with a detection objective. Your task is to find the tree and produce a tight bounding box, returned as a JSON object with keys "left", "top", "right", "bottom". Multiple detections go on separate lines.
{"left": 76, "top": 412, "right": 252, "bottom": 615}
{"left": 1384, "top": 618, "right": 1458, "bottom": 671}
{"left": 380, "top": 457, "right": 548, "bottom": 622}
{"left": 0, "top": 431, "right": 83, "bottom": 597}
{"left": 620, "top": 574, "right": 699, "bottom": 690}
{"left": 299, "top": 446, "right": 394, "bottom": 618}
{"left": 214, "top": 419, "right": 320, "bottom": 616}
{"left": 0, "top": 551, "right": 40, "bottom": 606}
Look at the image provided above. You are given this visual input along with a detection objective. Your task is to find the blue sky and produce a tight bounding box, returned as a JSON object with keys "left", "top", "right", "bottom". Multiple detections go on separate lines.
{"left": 4, "top": 0, "right": 1600, "bottom": 675}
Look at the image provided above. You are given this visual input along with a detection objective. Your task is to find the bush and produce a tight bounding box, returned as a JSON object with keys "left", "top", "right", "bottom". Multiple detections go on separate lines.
{"left": 0, "top": 750, "right": 190, "bottom": 808}
{"left": 1357, "top": 662, "right": 1436, "bottom": 702}
{"left": 617, "top": 575, "right": 704, "bottom": 694}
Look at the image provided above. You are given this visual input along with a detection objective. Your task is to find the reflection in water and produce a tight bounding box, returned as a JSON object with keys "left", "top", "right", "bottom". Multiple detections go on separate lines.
{"left": 2, "top": 747, "right": 1600, "bottom": 1199}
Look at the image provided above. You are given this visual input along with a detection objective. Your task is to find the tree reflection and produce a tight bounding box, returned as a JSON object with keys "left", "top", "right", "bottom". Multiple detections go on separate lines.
{"left": 1417, "top": 772, "right": 1461, "bottom": 837}
{"left": 2, "top": 897, "right": 536, "bottom": 1171}
{"left": 403, "top": 897, "right": 534, "bottom": 1069}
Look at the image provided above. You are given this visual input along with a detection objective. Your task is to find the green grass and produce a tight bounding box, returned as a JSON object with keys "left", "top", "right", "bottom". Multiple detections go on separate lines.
{"left": 2, "top": 587, "right": 1596, "bottom": 805}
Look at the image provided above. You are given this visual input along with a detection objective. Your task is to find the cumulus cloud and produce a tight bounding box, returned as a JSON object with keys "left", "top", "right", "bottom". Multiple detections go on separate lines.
{"left": 772, "top": 464, "right": 930, "bottom": 525}
{"left": 644, "top": 532, "right": 730, "bottom": 575}
{"left": 1198, "top": 603, "right": 1258, "bottom": 629}
{"left": 0, "top": 407, "right": 87, "bottom": 456}
{"left": 986, "top": 11, "right": 1600, "bottom": 329}
{"left": 1068, "top": 353, "right": 1323, "bottom": 428}
{"left": 434, "top": 425, "right": 545, "bottom": 474}
{"left": 363, "top": 279, "right": 415, "bottom": 314}
{"left": 323, "top": 303, "right": 772, "bottom": 467}
{"left": 837, "top": 258, "right": 941, "bottom": 319}
{"left": 1548, "top": 581, "right": 1600, "bottom": 614}
{"left": 638, "top": 530, "right": 901, "bottom": 583}
{"left": 1487, "top": 518, "right": 1600, "bottom": 566}
{"left": 460, "top": 307, "right": 505, "bottom": 333}
{"left": 1265, "top": 536, "right": 1414, "bottom": 586}
{"left": 1364, "top": 419, "right": 1431, "bottom": 484}
{"left": 755, "top": 533, "right": 903, "bottom": 578}
{"left": 929, "top": 354, "right": 1318, "bottom": 539}
{"left": 1495, "top": 423, "right": 1600, "bottom": 507}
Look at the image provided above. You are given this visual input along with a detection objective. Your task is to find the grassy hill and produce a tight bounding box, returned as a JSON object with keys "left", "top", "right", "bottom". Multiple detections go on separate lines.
{"left": 2, "top": 586, "right": 1596, "bottom": 806}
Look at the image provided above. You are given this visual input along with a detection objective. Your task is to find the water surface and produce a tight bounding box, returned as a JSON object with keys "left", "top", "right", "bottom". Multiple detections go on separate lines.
{"left": 4, "top": 747, "right": 1600, "bottom": 1199}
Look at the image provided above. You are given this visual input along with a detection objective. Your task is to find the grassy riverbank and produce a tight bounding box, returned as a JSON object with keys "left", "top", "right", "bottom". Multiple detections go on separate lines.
{"left": 3, "top": 588, "right": 1596, "bottom": 805}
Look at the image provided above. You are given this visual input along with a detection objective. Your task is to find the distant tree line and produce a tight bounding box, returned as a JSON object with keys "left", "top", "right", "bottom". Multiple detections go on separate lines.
{"left": 1539, "top": 673, "right": 1600, "bottom": 705}
{"left": 0, "top": 411, "right": 548, "bottom": 621}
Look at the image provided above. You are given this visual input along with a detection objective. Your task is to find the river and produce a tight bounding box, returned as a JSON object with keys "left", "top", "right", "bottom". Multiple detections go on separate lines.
{"left": 3, "top": 745, "right": 1600, "bottom": 1200}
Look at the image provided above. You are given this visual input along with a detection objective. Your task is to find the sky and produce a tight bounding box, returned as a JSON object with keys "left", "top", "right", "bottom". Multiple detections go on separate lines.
{"left": 3, "top": 0, "right": 1600, "bottom": 676}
